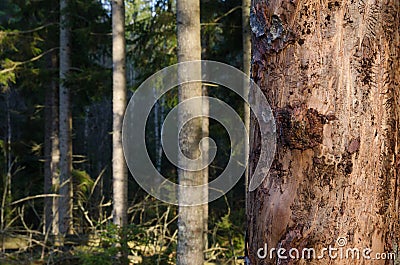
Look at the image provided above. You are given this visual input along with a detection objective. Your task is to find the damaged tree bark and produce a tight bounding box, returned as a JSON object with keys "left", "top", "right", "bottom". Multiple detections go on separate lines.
{"left": 247, "top": 0, "right": 399, "bottom": 264}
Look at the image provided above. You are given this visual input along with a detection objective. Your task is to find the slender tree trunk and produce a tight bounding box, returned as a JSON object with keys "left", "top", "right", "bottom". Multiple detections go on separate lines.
{"left": 202, "top": 85, "right": 209, "bottom": 257}
{"left": 242, "top": 0, "right": 251, "bottom": 79}
{"left": 44, "top": 53, "right": 60, "bottom": 235}
{"left": 44, "top": 79, "right": 52, "bottom": 235}
{"left": 176, "top": 0, "right": 204, "bottom": 263}
{"left": 248, "top": 0, "right": 399, "bottom": 264}
{"left": 159, "top": 96, "right": 165, "bottom": 169}
{"left": 59, "top": 0, "right": 73, "bottom": 235}
{"left": 6, "top": 94, "right": 11, "bottom": 204}
{"left": 242, "top": 0, "right": 251, "bottom": 256}
{"left": 51, "top": 87, "right": 60, "bottom": 236}
{"left": 153, "top": 87, "right": 162, "bottom": 173}
{"left": 242, "top": 0, "right": 251, "bottom": 183}
{"left": 1, "top": 92, "right": 12, "bottom": 229}
{"left": 112, "top": 0, "right": 128, "bottom": 227}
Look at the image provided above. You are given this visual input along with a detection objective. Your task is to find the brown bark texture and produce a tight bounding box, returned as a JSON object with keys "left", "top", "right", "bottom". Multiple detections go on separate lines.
{"left": 247, "top": 0, "right": 399, "bottom": 264}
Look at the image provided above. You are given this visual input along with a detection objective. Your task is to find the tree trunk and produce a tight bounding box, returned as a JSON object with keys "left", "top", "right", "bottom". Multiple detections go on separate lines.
{"left": 247, "top": 0, "right": 399, "bottom": 264}
{"left": 112, "top": 0, "right": 128, "bottom": 227}
{"left": 176, "top": 0, "right": 204, "bottom": 263}
{"left": 44, "top": 52, "right": 60, "bottom": 236}
{"left": 153, "top": 87, "right": 162, "bottom": 173}
{"left": 242, "top": 0, "right": 251, "bottom": 243}
{"left": 59, "top": 0, "right": 73, "bottom": 236}
{"left": 202, "top": 85, "right": 209, "bottom": 257}
{"left": 242, "top": 0, "right": 251, "bottom": 79}
{"left": 1, "top": 92, "right": 12, "bottom": 230}
{"left": 44, "top": 76, "right": 52, "bottom": 235}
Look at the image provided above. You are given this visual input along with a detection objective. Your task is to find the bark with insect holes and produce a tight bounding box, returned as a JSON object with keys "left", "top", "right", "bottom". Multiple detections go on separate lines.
{"left": 247, "top": 0, "right": 400, "bottom": 264}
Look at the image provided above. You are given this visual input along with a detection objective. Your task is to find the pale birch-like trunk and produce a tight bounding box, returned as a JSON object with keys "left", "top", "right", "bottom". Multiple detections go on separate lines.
{"left": 112, "top": 0, "right": 128, "bottom": 227}
{"left": 176, "top": 0, "right": 204, "bottom": 263}
{"left": 59, "top": 0, "right": 73, "bottom": 236}
{"left": 247, "top": 0, "right": 399, "bottom": 264}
